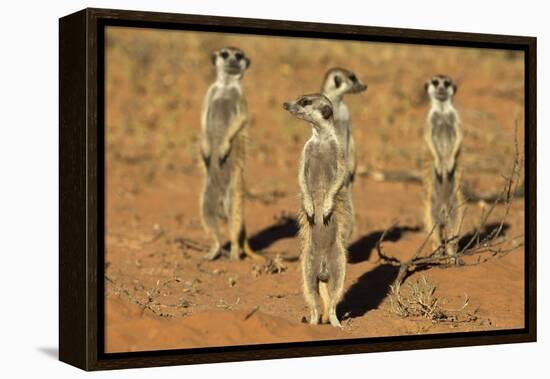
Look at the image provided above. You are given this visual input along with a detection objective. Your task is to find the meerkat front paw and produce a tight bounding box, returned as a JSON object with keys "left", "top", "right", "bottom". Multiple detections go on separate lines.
{"left": 201, "top": 152, "right": 211, "bottom": 167}
{"left": 201, "top": 142, "right": 211, "bottom": 167}
{"left": 218, "top": 141, "right": 231, "bottom": 165}
{"left": 446, "top": 157, "right": 456, "bottom": 175}
{"left": 434, "top": 158, "right": 443, "bottom": 176}
{"left": 322, "top": 198, "right": 334, "bottom": 225}
{"left": 303, "top": 198, "right": 315, "bottom": 225}
{"left": 347, "top": 170, "right": 355, "bottom": 184}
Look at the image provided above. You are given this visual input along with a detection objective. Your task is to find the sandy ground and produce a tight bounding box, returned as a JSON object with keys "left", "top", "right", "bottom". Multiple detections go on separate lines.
{"left": 104, "top": 27, "right": 525, "bottom": 353}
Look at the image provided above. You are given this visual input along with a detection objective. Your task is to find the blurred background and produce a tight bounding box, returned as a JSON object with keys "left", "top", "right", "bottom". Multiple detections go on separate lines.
{"left": 105, "top": 26, "right": 524, "bottom": 190}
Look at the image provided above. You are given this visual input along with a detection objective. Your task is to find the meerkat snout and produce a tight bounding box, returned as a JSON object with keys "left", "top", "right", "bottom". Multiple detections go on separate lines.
{"left": 211, "top": 46, "right": 251, "bottom": 76}
{"left": 349, "top": 74, "right": 368, "bottom": 92}
{"left": 425, "top": 75, "right": 457, "bottom": 102}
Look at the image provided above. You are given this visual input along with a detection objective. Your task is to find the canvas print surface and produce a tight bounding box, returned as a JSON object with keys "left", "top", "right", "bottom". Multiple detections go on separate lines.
{"left": 104, "top": 26, "right": 525, "bottom": 353}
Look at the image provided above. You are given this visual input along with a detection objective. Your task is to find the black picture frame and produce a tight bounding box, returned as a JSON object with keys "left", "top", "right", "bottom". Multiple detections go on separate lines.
{"left": 59, "top": 7, "right": 537, "bottom": 371}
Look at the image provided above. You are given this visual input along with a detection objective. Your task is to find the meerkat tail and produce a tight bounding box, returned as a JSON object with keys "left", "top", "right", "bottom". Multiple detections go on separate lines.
{"left": 243, "top": 239, "right": 265, "bottom": 261}
{"left": 319, "top": 281, "right": 330, "bottom": 324}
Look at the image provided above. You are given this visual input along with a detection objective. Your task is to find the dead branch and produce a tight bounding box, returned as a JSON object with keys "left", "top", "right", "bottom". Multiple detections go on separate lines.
{"left": 174, "top": 236, "right": 209, "bottom": 252}
{"left": 251, "top": 253, "right": 287, "bottom": 277}
{"left": 462, "top": 179, "right": 525, "bottom": 204}
{"left": 357, "top": 168, "right": 422, "bottom": 184}
{"left": 105, "top": 275, "right": 183, "bottom": 317}
{"left": 357, "top": 168, "right": 524, "bottom": 204}
{"left": 388, "top": 276, "right": 480, "bottom": 325}
{"left": 377, "top": 131, "right": 524, "bottom": 286}
{"left": 245, "top": 188, "right": 287, "bottom": 205}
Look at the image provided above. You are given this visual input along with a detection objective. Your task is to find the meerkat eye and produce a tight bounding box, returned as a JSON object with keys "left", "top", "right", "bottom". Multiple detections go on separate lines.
{"left": 334, "top": 75, "right": 342, "bottom": 88}
{"left": 349, "top": 74, "right": 357, "bottom": 82}
{"left": 220, "top": 51, "right": 229, "bottom": 59}
{"left": 235, "top": 52, "right": 244, "bottom": 61}
{"left": 320, "top": 105, "right": 333, "bottom": 120}
{"left": 298, "top": 98, "right": 311, "bottom": 107}
{"left": 431, "top": 79, "right": 439, "bottom": 87}
{"left": 443, "top": 80, "right": 451, "bottom": 88}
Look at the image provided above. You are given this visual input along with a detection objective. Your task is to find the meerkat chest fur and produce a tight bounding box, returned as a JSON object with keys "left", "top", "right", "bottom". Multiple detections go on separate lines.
{"left": 303, "top": 131, "right": 343, "bottom": 250}
{"left": 331, "top": 101, "right": 351, "bottom": 154}
{"left": 207, "top": 83, "right": 242, "bottom": 147}
{"left": 428, "top": 105, "right": 459, "bottom": 163}
{"left": 304, "top": 132, "right": 341, "bottom": 209}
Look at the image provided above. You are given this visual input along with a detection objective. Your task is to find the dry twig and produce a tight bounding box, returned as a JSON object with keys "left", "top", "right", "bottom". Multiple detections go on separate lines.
{"left": 377, "top": 131, "right": 524, "bottom": 286}
{"left": 388, "top": 276, "right": 478, "bottom": 325}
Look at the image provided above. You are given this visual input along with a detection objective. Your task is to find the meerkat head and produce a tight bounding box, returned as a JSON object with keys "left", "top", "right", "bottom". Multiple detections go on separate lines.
{"left": 283, "top": 94, "right": 334, "bottom": 129}
{"left": 321, "top": 67, "right": 368, "bottom": 98}
{"left": 211, "top": 46, "right": 250, "bottom": 78}
{"left": 425, "top": 74, "right": 457, "bottom": 102}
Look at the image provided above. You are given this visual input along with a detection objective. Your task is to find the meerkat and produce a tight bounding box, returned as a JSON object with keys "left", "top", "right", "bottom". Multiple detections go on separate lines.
{"left": 199, "top": 47, "right": 262, "bottom": 261}
{"left": 283, "top": 93, "right": 350, "bottom": 328}
{"left": 424, "top": 74, "right": 464, "bottom": 257}
{"left": 321, "top": 68, "right": 367, "bottom": 242}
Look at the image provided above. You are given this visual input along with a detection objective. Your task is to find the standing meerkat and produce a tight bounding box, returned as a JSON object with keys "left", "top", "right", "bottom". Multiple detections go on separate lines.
{"left": 283, "top": 93, "right": 350, "bottom": 328}
{"left": 321, "top": 68, "right": 367, "bottom": 242}
{"left": 199, "top": 47, "right": 262, "bottom": 261}
{"left": 424, "top": 74, "right": 464, "bottom": 257}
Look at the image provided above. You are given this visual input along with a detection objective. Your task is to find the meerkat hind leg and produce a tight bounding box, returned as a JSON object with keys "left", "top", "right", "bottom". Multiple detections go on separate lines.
{"left": 228, "top": 170, "right": 264, "bottom": 261}
{"left": 319, "top": 281, "right": 330, "bottom": 324}
{"left": 346, "top": 184, "right": 355, "bottom": 244}
{"left": 328, "top": 282, "right": 344, "bottom": 328}
{"left": 302, "top": 251, "right": 321, "bottom": 324}
{"left": 227, "top": 169, "right": 244, "bottom": 261}
{"left": 305, "top": 280, "right": 321, "bottom": 325}
{"left": 201, "top": 184, "right": 225, "bottom": 260}
{"left": 445, "top": 200, "right": 463, "bottom": 258}
{"left": 328, "top": 253, "right": 346, "bottom": 328}
{"left": 425, "top": 192, "right": 444, "bottom": 255}
{"left": 228, "top": 170, "right": 265, "bottom": 261}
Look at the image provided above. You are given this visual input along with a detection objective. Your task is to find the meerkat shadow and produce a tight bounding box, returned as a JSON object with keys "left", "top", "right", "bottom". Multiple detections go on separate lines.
{"left": 248, "top": 215, "right": 299, "bottom": 251}
{"left": 458, "top": 222, "right": 511, "bottom": 251}
{"left": 337, "top": 264, "right": 399, "bottom": 319}
{"left": 347, "top": 225, "right": 421, "bottom": 264}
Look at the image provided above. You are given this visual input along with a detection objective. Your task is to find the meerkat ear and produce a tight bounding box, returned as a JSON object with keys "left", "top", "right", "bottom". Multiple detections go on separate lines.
{"left": 210, "top": 52, "right": 217, "bottom": 65}
{"left": 245, "top": 56, "right": 251, "bottom": 69}
{"left": 334, "top": 75, "right": 342, "bottom": 88}
{"left": 321, "top": 105, "right": 333, "bottom": 120}
{"left": 452, "top": 83, "right": 458, "bottom": 94}
{"left": 424, "top": 81, "right": 429, "bottom": 92}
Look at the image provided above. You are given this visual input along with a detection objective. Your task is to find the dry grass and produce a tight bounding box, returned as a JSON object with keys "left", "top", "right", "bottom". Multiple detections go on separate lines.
{"left": 388, "top": 276, "right": 479, "bottom": 325}
{"left": 376, "top": 129, "right": 524, "bottom": 285}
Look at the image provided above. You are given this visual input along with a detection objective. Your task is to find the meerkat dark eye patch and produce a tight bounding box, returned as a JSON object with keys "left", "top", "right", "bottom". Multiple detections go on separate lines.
{"left": 348, "top": 74, "right": 357, "bottom": 82}
{"left": 443, "top": 80, "right": 451, "bottom": 88}
{"left": 298, "top": 98, "right": 312, "bottom": 107}
{"left": 432, "top": 79, "right": 439, "bottom": 87}
{"left": 235, "top": 52, "right": 244, "bottom": 61}
{"left": 334, "top": 75, "right": 342, "bottom": 88}
{"left": 321, "top": 105, "right": 333, "bottom": 120}
{"left": 220, "top": 51, "right": 229, "bottom": 59}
